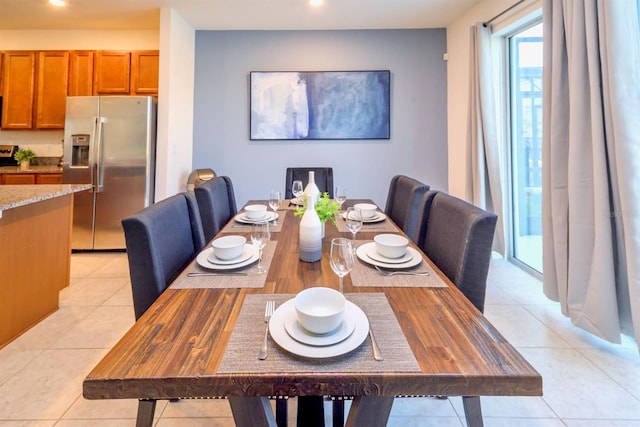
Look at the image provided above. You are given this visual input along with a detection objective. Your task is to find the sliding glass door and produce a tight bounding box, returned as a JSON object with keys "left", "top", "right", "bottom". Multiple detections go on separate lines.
{"left": 508, "top": 22, "right": 543, "bottom": 273}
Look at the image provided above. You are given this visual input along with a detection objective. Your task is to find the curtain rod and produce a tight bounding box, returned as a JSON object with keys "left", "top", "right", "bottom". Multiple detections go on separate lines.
{"left": 483, "top": 0, "right": 527, "bottom": 26}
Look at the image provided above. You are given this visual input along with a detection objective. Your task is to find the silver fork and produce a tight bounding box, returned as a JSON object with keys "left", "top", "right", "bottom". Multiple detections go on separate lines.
{"left": 257, "top": 300, "right": 275, "bottom": 360}
{"left": 374, "top": 265, "right": 430, "bottom": 277}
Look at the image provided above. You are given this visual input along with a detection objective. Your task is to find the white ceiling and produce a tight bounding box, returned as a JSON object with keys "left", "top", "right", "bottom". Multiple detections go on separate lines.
{"left": 0, "top": 0, "right": 480, "bottom": 30}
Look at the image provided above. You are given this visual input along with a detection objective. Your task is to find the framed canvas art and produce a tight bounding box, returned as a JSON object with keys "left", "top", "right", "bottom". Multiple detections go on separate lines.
{"left": 250, "top": 70, "right": 390, "bottom": 140}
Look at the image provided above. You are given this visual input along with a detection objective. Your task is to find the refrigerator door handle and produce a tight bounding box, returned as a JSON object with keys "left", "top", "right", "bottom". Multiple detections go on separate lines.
{"left": 95, "top": 116, "right": 106, "bottom": 193}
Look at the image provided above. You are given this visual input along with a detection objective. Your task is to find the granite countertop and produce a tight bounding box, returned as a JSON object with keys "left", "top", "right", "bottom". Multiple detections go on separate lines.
{"left": 0, "top": 184, "right": 92, "bottom": 213}
{"left": 0, "top": 166, "right": 63, "bottom": 174}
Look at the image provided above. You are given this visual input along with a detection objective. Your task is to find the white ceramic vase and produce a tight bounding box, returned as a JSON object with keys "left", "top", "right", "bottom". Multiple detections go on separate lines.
{"left": 303, "top": 170, "right": 320, "bottom": 206}
{"left": 299, "top": 194, "right": 322, "bottom": 262}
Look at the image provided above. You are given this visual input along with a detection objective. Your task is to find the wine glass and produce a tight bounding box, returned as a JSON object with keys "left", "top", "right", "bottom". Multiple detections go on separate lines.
{"left": 345, "top": 207, "right": 363, "bottom": 251}
{"left": 269, "top": 190, "right": 281, "bottom": 225}
{"left": 330, "top": 238, "right": 354, "bottom": 293}
{"left": 292, "top": 180, "right": 304, "bottom": 203}
{"left": 335, "top": 186, "right": 347, "bottom": 212}
{"left": 251, "top": 220, "right": 271, "bottom": 274}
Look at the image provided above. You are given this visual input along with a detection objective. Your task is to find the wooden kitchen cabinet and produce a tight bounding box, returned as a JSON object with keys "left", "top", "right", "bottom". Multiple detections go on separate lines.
{"left": 1, "top": 174, "right": 36, "bottom": 185}
{"left": 35, "top": 51, "right": 69, "bottom": 129}
{"left": 93, "top": 51, "right": 131, "bottom": 95}
{"left": 0, "top": 173, "right": 62, "bottom": 185}
{"left": 68, "top": 50, "right": 94, "bottom": 96}
{"left": 1, "top": 51, "right": 36, "bottom": 129}
{"left": 36, "top": 173, "right": 62, "bottom": 184}
{"left": 130, "top": 51, "right": 159, "bottom": 95}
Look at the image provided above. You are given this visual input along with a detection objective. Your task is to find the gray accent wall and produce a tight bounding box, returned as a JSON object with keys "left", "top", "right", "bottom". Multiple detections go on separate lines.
{"left": 193, "top": 29, "right": 447, "bottom": 207}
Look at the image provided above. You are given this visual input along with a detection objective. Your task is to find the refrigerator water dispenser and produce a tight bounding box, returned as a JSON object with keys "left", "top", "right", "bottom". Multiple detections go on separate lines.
{"left": 71, "top": 134, "right": 90, "bottom": 166}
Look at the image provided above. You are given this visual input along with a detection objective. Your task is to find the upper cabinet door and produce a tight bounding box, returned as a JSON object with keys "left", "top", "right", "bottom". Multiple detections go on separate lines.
{"left": 93, "top": 51, "right": 131, "bottom": 95}
{"left": 68, "top": 51, "right": 94, "bottom": 96}
{"left": 130, "top": 51, "right": 159, "bottom": 95}
{"left": 1, "top": 51, "right": 36, "bottom": 129}
{"left": 36, "top": 51, "right": 70, "bottom": 129}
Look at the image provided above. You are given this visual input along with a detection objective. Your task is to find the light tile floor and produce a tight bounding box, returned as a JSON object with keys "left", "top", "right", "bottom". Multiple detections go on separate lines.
{"left": 1, "top": 252, "right": 639, "bottom": 426}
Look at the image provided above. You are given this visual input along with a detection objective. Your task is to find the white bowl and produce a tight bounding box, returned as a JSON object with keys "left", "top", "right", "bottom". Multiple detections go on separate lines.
{"left": 294, "top": 287, "right": 346, "bottom": 334}
{"left": 353, "top": 203, "right": 377, "bottom": 219}
{"left": 211, "top": 235, "right": 246, "bottom": 260}
{"left": 244, "top": 204, "right": 268, "bottom": 220}
{"left": 374, "top": 234, "right": 409, "bottom": 259}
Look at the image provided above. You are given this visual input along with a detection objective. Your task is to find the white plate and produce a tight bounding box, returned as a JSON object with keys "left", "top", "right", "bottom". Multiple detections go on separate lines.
{"left": 207, "top": 244, "right": 255, "bottom": 265}
{"left": 290, "top": 197, "right": 304, "bottom": 206}
{"left": 366, "top": 245, "right": 413, "bottom": 264}
{"left": 196, "top": 245, "right": 259, "bottom": 270}
{"left": 356, "top": 242, "right": 423, "bottom": 269}
{"left": 269, "top": 299, "right": 369, "bottom": 358}
{"left": 235, "top": 211, "right": 279, "bottom": 224}
{"left": 282, "top": 300, "right": 356, "bottom": 346}
{"left": 342, "top": 211, "right": 387, "bottom": 223}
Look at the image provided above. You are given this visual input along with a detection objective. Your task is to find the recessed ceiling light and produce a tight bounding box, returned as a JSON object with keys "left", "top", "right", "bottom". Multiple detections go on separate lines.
{"left": 309, "top": 0, "right": 324, "bottom": 6}
{"left": 49, "top": 0, "right": 66, "bottom": 6}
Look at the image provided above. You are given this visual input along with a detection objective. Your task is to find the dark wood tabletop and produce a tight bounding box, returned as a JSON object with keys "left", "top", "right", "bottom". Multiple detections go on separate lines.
{"left": 83, "top": 199, "right": 542, "bottom": 427}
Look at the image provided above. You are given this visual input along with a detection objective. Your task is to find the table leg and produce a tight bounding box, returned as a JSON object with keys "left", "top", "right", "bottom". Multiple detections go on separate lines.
{"left": 462, "top": 396, "right": 484, "bottom": 427}
{"left": 135, "top": 399, "right": 156, "bottom": 427}
{"left": 345, "top": 396, "right": 394, "bottom": 427}
{"left": 229, "top": 396, "right": 278, "bottom": 427}
{"left": 297, "top": 396, "right": 325, "bottom": 427}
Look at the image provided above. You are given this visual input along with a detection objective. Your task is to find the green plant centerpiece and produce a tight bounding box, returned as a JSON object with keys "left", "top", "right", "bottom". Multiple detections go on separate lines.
{"left": 294, "top": 192, "right": 341, "bottom": 226}
{"left": 14, "top": 148, "right": 36, "bottom": 164}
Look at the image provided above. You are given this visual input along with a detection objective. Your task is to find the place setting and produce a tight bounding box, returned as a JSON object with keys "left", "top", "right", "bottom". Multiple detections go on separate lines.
{"left": 351, "top": 234, "right": 445, "bottom": 288}
{"left": 171, "top": 223, "right": 277, "bottom": 289}
{"left": 218, "top": 291, "right": 421, "bottom": 374}
{"left": 267, "top": 287, "right": 371, "bottom": 359}
{"left": 337, "top": 204, "right": 397, "bottom": 233}
{"left": 222, "top": 201, "right": 287, "bottom": 232}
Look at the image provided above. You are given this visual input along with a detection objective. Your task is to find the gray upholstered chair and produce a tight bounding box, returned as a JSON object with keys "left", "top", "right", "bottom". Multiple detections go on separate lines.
{"left": 419, "top": 191, "right": 497, "bottom": 313}
{"left": 285, "top": 167, "right": 334, "bottom": 199}
{"left": 122, "top": 191, "right": 206, "bottom": 320}
{"left": 408, "top": 190, "right": 439, "bottom": 247}
{"left": 123, "top": 190, "right": 289, "bottom": 426}
{"left": 384, "top": 175, "right": 429, "bottom": 239}
{"left": 418, "top": 191, "right": 497, "bottom": 427}
{"left": 194, "top": 175, "right": 238, "bottom": 242}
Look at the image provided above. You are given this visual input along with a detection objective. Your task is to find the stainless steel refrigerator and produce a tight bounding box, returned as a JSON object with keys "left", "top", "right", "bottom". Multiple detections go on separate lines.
{"left": 62, "top": 96, "right": 156, "bottom": 250}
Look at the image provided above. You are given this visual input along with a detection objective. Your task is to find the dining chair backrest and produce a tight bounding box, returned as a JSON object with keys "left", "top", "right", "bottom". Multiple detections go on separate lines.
{"left": 384, "top": 175, "right": 430, "bottom": 239}
{"left": 408, "top": 190, "right": 439, "bottom": 247}
{"left": 122, "top": 192, "right": 206, "bottom": 320}
{"left": 420, "top": 192, "right": 497, "bottom": 313}
{"left": 285, "top": 167, "right": 334, "bottom": 199}
{"left": 194, "top": 175, "right": 238, "bottom": 242}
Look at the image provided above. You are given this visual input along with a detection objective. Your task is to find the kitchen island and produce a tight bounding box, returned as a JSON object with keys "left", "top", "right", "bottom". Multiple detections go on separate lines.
{"left": 0, "top": 184, "right": 91, "bottom": 348}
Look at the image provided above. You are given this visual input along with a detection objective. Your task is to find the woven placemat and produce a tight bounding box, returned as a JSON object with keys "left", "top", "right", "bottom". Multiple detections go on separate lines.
{"left": 218, "top": 293, "right": 420, "bottom": 374}
{"left": 220, "top": 210, "right": 288, "bottom": 234}
{"left": 351, "top": 241, "right": 446, "bottom": 288}
{"left": 171, "top": 241, "right": 277, "bottom": 289}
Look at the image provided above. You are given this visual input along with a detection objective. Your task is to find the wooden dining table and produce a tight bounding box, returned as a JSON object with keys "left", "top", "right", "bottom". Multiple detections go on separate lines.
{"left": 83, "top": 199, "right": 542, "bottom": 427}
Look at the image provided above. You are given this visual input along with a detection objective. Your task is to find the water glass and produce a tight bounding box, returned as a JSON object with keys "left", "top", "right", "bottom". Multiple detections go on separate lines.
{"left": 269, "top": 190, "right": 281, "bottom": 224}
{"left": 251, "top": 220, "right": 271, "bottom": 274}
{"left": 292, "top": 180, "right": 304, "bottom": 201}
{"left": 335, "top": 186, "right": 347, "bottom": 211}
{"left": 330, "top": 238, "right": 354, "bottom": 293}
{"left": 346, "top": 207, "right": 363, "bottom": 251}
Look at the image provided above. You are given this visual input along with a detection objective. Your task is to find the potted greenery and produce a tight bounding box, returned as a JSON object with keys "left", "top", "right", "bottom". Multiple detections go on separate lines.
{"left": 294, "top": 192, "right": 341, "bottom": 233}
{"left": 14, "top": 148, "right": 36, "bottom": 171}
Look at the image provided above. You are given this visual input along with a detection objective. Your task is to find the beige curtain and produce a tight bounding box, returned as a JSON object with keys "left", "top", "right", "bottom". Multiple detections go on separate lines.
{"left": 467, "top": 22, "right": 506, "bottom": 255}
{"left": 542, "top": 0, "right": 640, "bottom": 345}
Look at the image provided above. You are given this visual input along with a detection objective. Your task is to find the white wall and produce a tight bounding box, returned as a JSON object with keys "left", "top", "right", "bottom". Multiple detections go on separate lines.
{"left": 155, "top": 8, "right": 195, "bottom": 201}
{"left": 0, "top": 29, "right": 159, "bottom": 155}
{"left": 192, "top": 29, "right": 448, "bottom": 207}
{"left": 445, "top": 0, "right": 534, "bottom": 199}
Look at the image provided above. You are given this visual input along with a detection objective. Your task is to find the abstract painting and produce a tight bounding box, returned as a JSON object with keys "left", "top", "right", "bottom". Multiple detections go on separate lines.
{"left": 250, "top": 71, "right": 390, "bottom": 140}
